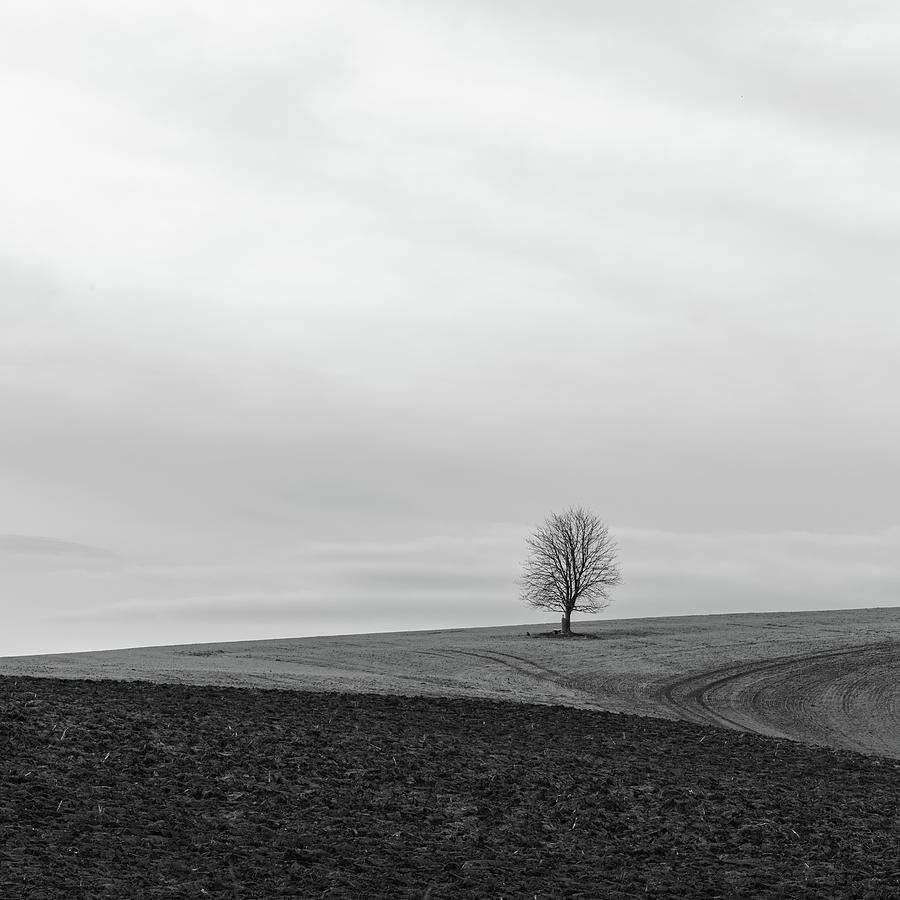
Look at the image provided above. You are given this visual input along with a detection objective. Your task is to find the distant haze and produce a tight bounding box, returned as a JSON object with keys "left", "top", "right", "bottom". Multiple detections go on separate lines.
{"left": 2, "top": 2, "right": 899, "bottom": 655}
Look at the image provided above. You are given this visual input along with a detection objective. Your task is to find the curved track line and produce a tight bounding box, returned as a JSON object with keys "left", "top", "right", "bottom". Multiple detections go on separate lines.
{"left": 655, "top": 640, "right": 900, "bottom": 757}
{"left": 421, "top": 648, "right": 600, "bottom": 703}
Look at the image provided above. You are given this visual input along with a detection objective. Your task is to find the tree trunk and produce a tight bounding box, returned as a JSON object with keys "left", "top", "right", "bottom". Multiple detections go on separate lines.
{"left": 561, "top": 609, "right": 572, "bottom": 635}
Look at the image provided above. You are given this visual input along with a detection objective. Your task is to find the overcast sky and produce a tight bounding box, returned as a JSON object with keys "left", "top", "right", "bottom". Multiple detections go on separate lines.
{"left": 2, "top": 1, "right": 899, "bottom": 655}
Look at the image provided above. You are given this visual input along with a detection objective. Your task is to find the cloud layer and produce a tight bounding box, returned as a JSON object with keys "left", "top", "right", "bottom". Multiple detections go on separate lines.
{"left": 2, "top": 2, "right": 899, "bottom": 653}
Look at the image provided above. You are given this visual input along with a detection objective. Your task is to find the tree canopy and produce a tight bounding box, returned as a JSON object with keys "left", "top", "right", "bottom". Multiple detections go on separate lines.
{"left": 520, "top": 507, "right": 621, "bottom": 635}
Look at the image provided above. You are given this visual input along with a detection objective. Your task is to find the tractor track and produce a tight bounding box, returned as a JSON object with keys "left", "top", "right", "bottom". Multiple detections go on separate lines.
{"left": 418, "top": 643, "right": 900, "bottom": 757}
{"left": 655, "top": 639, "right": 900, "bottom": 757}
{"left": 418, "top": 647, "right": 600, "bottom": 703}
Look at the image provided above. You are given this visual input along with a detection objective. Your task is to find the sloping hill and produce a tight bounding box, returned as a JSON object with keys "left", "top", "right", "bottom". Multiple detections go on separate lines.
{"left": 3, "top": 607, "right": 899, "bottom": 758}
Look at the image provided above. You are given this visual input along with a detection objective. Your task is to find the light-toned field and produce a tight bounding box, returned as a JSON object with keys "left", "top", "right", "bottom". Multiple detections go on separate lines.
{"left": 3, "top": 607, "right": 899, "bottom": 758}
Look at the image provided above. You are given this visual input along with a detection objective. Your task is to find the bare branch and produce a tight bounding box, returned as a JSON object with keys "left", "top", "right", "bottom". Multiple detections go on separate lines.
{"left": 519, "top": 507, "right": 621, "bottom": 633}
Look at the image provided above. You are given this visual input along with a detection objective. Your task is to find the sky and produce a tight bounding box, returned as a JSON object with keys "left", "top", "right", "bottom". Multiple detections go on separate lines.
{"left": 2, "top": 1, "right": 900, "bottom": 655}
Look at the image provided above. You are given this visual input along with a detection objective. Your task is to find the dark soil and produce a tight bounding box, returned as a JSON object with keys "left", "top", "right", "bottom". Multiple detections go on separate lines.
{"left": 1, "top": 676, "right": 898, "bottom": 899}
{"left": 529, "top": 631, "right": 625, "bottom": 640}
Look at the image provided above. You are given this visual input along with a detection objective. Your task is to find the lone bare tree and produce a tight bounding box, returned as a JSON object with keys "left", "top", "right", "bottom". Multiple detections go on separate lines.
{"left": 520, "top": 507, "right": 621, "bottom": 636}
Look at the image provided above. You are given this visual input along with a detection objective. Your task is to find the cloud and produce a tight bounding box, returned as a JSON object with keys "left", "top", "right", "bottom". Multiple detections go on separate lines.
{"left": 0, "top": 536, "right": 120, "bottom": 576}
{"left": 615, "top": 526, "right": 900, "bottom": 614}
{"left": 339, "top": 566, "right": 513, "bottom": 592}
{"left": 0, "top": 258, "right": 61, "bottom": 333}
{"left": 0, "top": 535, "right": 116, "bottom": 559}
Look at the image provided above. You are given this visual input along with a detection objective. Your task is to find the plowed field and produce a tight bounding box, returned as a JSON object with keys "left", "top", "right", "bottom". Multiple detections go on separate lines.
{"left": 2, "top": 675, "right": 899, "bottom": 899}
